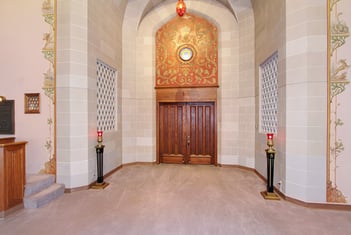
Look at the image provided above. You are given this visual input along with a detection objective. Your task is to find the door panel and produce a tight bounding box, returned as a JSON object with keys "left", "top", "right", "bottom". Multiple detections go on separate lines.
{"left": 159, "top": 103, "right": 186, "bottom": 164}
{"left": 159, "top": 102, "right": 216, "bottom": 164}
{"left": 188, "top": 103, "right": 215, "bottom": 164}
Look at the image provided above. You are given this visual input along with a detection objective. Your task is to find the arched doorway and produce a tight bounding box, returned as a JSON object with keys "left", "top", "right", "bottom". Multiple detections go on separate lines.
{"left": 155, "top": 13, "right": 218, "bottom": 165}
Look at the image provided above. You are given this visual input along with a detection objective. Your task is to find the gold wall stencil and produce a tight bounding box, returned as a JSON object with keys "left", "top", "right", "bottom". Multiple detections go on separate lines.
{"left": 40, "top": 0, "right": 56, "bottom": 175}
{"left": 156, "top": 13, "right": 218, "bottom": 88}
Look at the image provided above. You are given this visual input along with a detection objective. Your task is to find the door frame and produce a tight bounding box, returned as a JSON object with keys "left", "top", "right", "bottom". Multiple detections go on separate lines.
{"left": 156, "top": 87, "right": 218, "bottom": 165}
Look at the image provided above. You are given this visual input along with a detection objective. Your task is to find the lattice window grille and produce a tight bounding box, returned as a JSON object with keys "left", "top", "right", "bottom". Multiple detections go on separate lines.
{"left": 260, "top": 52, "right": 278, "bottom": 134}
{"left": 97, "top": 60, "right": 117, "bottom": 132}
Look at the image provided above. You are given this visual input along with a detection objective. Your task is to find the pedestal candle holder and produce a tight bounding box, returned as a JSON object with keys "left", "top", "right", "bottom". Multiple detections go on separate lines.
{"left": 261, "top": 133, "right": 280, "bottom": 200}
{"left": 91, "top": 130, "right": 109, "bottom": 189}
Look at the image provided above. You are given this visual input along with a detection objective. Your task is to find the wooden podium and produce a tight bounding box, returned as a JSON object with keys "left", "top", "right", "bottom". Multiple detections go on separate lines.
{"left": 0, "top": 138, "right": 27, "bottom": 218}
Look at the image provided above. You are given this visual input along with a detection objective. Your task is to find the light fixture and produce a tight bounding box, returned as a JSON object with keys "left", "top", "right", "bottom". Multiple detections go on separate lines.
{"left": 267, "top": 133, "right": 273, "bottom": 141}
{"left": 266, "top": 133, "right": 274, "bottom": 152}
{"left": 0, "top": 96, "right": 6, "bottom": 102}
{"left": 97, "top": 130, "right": 103, "bottom": 146}
{"left": 176, "top": 0, "right": 186, "bottom": 17}
{"left": 261, "top": 132, "right": 280, "bottom": 200}
{"left": 92, "top": 129, "right": 109, "bottom": 189}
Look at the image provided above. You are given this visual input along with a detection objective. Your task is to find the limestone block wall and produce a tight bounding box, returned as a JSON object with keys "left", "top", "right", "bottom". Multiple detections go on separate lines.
{"left": 56, "top": 0, "right": 89, "bottom": 188}
{"left": 56, "top": 0, "right": 127, "bottom": 189}
{"left": 253, "top": 0, "right": 328, "bottom": 202}
{"left": 252, "top": 0, "right": 287, "bottom": 196}
{"left": 285, "top": 1, "right": 327, "bottom": 202}
{"left": 87, "top": 0, "right": 127, "bottom": 182}
{"left": 123, "top": 0, "right": 255, "bottom": 167}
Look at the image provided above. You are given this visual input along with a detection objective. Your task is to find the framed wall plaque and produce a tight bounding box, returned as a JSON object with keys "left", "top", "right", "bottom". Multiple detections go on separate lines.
{"left": 24, "top": 93, "right": 40, "bottom": 114}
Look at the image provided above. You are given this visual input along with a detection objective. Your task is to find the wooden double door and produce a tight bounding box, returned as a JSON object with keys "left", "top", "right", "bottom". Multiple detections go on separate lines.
{"left": 158, "top": 102, "right": 216, "bottom": 165}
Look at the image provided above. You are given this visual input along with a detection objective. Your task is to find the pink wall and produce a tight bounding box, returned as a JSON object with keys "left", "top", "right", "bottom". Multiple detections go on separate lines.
{"left": 0, "top": 0, "right": 52, "bottom": 174}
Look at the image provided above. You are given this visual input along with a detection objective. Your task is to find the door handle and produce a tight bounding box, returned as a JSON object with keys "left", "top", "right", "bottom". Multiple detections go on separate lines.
{"left": 187, "top": 136, "right": 190, "bottom": 146}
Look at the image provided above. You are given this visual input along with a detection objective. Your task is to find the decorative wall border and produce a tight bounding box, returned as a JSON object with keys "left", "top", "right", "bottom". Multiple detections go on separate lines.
{"left": 39, "top": 0, "right": 56, "bottom": 175}
{"left": 327, "top": 0, "right": 350, "bottom": 203}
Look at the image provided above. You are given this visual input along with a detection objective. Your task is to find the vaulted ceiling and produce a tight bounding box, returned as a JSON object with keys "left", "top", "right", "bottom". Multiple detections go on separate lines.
{"left": 143, "top": 0, "right": 234, "bottom": 12}
{"left": 141, "top": 0, "right": 252, "bottom": 22}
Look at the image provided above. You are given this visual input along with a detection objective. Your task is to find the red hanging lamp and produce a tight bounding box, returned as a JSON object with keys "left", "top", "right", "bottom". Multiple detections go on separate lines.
{"left": 176, "top": 0, "right": 186, "bottom": 17}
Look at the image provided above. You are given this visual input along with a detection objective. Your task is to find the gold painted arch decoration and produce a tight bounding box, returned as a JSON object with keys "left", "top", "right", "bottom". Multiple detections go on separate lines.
{"left": 156, "top": 13, "right": 218, "bottom": 88}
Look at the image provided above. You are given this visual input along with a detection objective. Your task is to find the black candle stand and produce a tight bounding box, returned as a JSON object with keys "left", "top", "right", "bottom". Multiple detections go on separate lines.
{"left": 91, "top": 143, "right": 109, "bottom": 189}
{"left": 260, "top": 137, "right": 280, "bottom": 200}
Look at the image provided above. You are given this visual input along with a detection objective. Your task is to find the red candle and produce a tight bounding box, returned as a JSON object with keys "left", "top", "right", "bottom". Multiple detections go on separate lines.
{"left": 97, "top": 131, "right": 103, "bottom": 137}
{"left": 267, "top": 133, "right": 273, "bottom": 140}
{"left": 97, "top": 130, "right": 103, "bottom": 143}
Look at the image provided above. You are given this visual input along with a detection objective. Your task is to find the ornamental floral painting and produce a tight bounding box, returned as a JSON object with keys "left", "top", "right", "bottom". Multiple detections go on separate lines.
{"left": 328, "top": 0, "right": 351, "bottom": 203}
{"left": 40, "top": 0, "right": 56, "bottom": 174}
{"left": 156, "top": 13, "right": 218, "bottom": 88}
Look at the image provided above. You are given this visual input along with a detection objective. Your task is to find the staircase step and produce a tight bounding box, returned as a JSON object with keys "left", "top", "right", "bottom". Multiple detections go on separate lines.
{"left": 25, "top": 174, "right": 55, "bottom": 197}
{"left": 24, "top": 183, "right": 65, "bottom": 209}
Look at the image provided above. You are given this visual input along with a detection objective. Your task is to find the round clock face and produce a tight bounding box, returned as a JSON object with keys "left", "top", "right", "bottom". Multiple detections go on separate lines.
{"left": 179, "top": 47, "right": 193, "bottom": 61}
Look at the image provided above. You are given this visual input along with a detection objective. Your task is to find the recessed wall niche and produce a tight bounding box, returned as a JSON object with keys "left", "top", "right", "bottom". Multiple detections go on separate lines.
{"left": 24, "top": 93, "right": 40, "bottom": 114}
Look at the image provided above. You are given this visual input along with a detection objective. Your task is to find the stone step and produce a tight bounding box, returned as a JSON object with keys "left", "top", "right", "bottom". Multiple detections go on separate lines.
{"left": 24, "top": 183, "right": 65, "bottom": 209}
{"left": 25, "top": 174, "right": 55, "bottom": 197}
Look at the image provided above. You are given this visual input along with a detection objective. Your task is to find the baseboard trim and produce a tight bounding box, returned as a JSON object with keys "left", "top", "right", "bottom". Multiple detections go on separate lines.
{"left": 218, "top": 163, "right": 256, "bottom": 172}
{"left": 0, "top": 203, "right": 23, "bottom": 219}
{"left": 254, "top": 169, "right": 351, "bottom": 211}
{"left": 65, "top": 185, "right": 90, "bottom": 193}
{"left": 65, "top": 162, "right": 156, "bottom": 193}
{"left": 284, "top": 196, "right": 351, "bottom": 211}
{"left": 121, "top": 161, "right": 157, "bottom": 167}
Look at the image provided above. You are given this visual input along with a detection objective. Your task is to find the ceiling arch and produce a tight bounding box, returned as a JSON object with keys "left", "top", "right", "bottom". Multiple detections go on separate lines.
{"left": 140, "top": 0, "right": 252, "bottom": 24}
